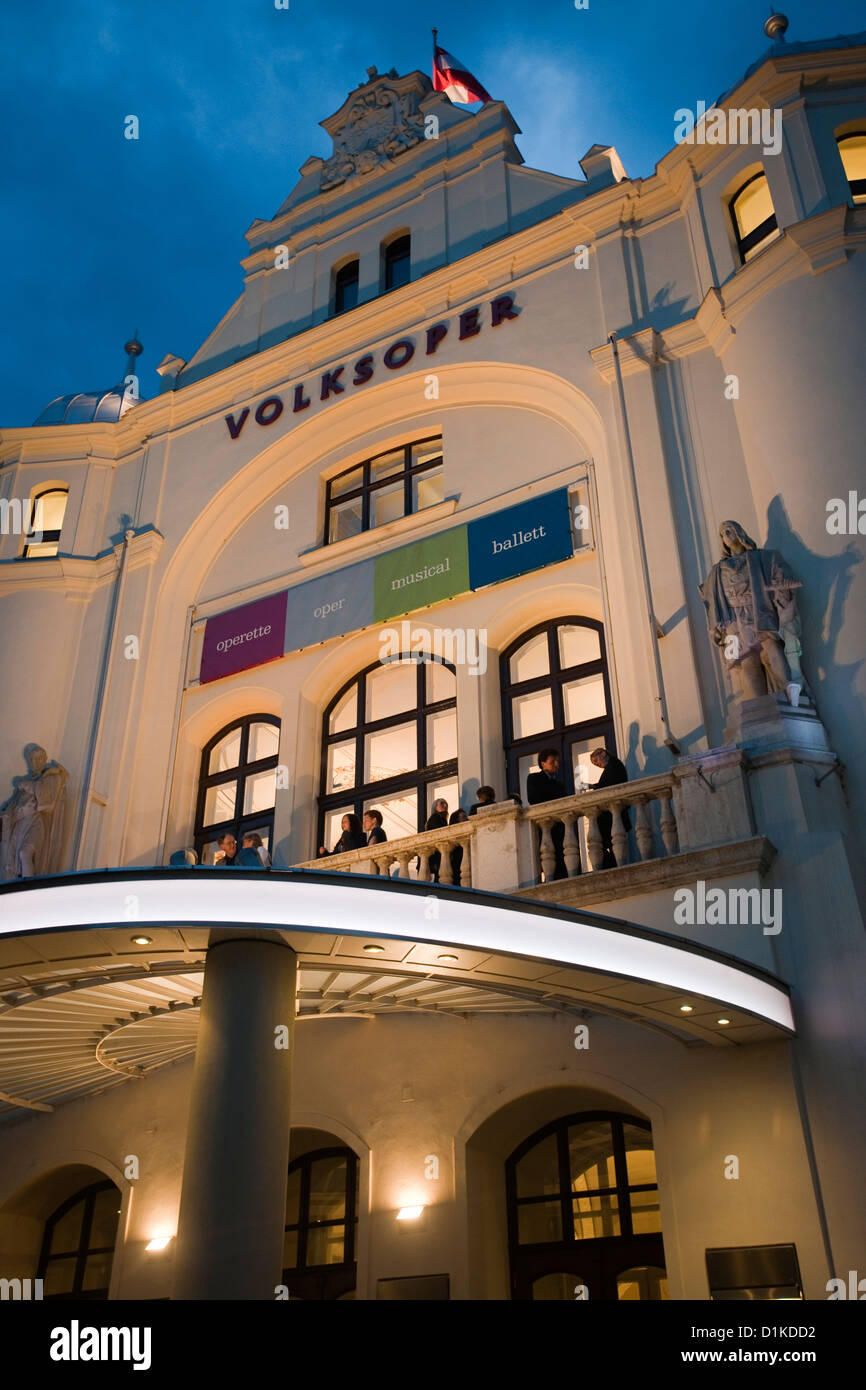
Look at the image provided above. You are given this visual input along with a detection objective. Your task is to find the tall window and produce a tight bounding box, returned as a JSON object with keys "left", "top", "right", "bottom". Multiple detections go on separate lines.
{"left": 23, "top": 486, "right": 68, "bottom": 558}
{"left": 319, "top": 654, "right": 457, "bottom": 848}
{"left": 194, "top": 715, "right": 281, "bottom": 863}
{"left": 383, "top": 234, "right": 411, "bottom": 292}
{"left": 506, "top": 1112, "right": 666, "bottom": 1301}
{"left": 37, "top": 1180, "right": 120, "bottom": 1299}
{"left": 333, "top": 259, "right": 359, "bottom": 315}
{"left": 325, "top": 436, "right": 444, "bottom": 545}
{"left": 500, "top": 618, "right": 615, "bottom": 803}
{"left": 282, "top": 1146, "right": 359, "bottom": 1300}
{"left": 729, "top": 172, "right": 780, "bottom": 263}
{"left": 837, "top": 132, "right": 866, "bottom": 205}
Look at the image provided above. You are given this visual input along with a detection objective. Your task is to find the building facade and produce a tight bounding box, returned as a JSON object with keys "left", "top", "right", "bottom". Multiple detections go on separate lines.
{"left": 0, "top": 31, "right": 865, "bottom": 1301}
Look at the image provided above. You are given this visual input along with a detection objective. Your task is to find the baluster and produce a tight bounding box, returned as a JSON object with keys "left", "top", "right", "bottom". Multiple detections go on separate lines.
{"left": 439, "top": 838, "right": 454, "bottom": 885}
{"left": 585, "top": 813, "right": 605, "bottom": 871}
{"left": 538, "top": 819, "right": 556, "bottom": 880}
{"left": 461, "top": 836, "right": 472, "bottom": 888}
{"left": 395, "top": 852, "right": 411, "bottom": 880}
{"left": 610, "top": 800, "right": 628, "bottom": 867}
{"left": 658, "top": 789, "right": 678, "bottom": 855}
{"left": 634, "top": 798, "right": 655, "bottom": 861}
{"left": 563, "top": 813, "right": 581, "bottom": 877}
{"left": 417, "top": 850, "right": 431, "bottom": 882}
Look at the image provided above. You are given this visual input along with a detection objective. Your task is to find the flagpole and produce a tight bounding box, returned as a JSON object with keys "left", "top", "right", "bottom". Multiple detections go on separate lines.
{"left": 432, "top": 27, "right": 438, "bottom": 71}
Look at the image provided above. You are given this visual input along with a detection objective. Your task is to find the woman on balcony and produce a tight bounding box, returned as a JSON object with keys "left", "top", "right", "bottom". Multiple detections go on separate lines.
{"left": 318, "top": 813, "right": 366, "bottom": 857}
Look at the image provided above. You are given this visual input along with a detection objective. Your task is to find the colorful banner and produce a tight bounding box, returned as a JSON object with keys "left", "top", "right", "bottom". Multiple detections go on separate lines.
{"left": 200, "top": 488, "right": 573, "bottom": 683}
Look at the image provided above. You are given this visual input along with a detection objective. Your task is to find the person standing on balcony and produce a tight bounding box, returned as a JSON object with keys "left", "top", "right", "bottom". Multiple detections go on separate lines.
{"left": 319, "top": 813, "right": 366, "bottom": 857}
{"left": 363, "top": 809, "right": 387, "bottom": 845}
{"left": 526, "top": 749, "right": 568, "bottom": 881}
{"left": 424, "top": 797, "right": 449, "bottom": 882}
{"left": 589, "top": 748, "right": 630, "bottom": 869}
{"left": 448, "top": 806, "right": 468, "bottom": 884}
{"left": 215, "top": 832, "right": 238, "bottom": 866}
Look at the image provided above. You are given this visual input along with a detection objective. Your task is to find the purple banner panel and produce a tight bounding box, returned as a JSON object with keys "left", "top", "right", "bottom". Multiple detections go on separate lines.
{"left": 200, "top": 590, "right": 288, "bottom": 684}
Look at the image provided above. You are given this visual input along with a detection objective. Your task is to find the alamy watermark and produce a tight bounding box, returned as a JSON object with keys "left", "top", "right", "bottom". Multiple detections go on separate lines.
{"left": 673, "top": 880, "right": 782, "bottom": 935}
{"left": 674, "top": 101, "right": 782, "bottom": 157}
{"left": 378, "top": 620, "right": 488, "bottom": 675}
{"left": 0, "top": 498, "right": 43, "bottom": 542}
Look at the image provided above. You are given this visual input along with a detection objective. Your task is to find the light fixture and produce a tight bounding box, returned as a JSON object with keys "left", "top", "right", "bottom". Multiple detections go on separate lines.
{"left": 437, "top": 953, "right": 458, "bottom": 962}
{"left": 145, "top": 1235, "right": 173, "bottom": 1252}
{"left": 679, "top": 1004, "right": 694, "bottom": 1013}
{"left": 363, "top": 943, "right": 385, "bottom": 953}
{"left": 717, "top": 1017, "right": 731, "bottom": 1026}
{"left": 396, "top": 1205, "right": 425, "bottom": 1221}
{"left": 131, "top": 935, "right": 152, "bottom": 946}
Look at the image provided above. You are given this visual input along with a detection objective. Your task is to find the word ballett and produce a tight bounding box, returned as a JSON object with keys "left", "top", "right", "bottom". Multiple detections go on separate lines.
{"left": 379, "top": 620, "right": 487, "bottom": 676}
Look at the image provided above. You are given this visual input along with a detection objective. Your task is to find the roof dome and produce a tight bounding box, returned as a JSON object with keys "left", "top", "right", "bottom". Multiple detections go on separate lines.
{"left": 34, "top": 387, "right": 138, "bottom": 426}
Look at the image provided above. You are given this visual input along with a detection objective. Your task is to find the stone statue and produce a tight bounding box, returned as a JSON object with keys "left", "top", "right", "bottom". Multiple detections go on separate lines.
{"left": 699, "top": 521, "right": 808, "bottom": 706}
{"left": 0, "top": 744, "right": 68, "bottom": 879}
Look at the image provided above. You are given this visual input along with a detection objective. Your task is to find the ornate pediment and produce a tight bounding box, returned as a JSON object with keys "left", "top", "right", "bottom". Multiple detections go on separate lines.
{"left": 319, "top": 68, "right": 433, "bottom": 191}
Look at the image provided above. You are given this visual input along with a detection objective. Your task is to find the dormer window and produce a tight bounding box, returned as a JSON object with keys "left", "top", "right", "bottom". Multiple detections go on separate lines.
{"left": 333, "top": 260, "right": 359, "bottom": 316}
{"left": 729, "top": 172, "right": 780, "bottom": 264}
{"left": 383, "top": 235, "right": 411, "bottom": 292}
{"left": 837, "top": 132, "right": 866, "bottom": 205}
{"left": 23, "top": 486, "right": 68, "bottom": 558}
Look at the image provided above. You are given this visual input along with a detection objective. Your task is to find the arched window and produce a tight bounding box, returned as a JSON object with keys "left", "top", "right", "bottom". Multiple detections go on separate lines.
{"left": 500, "top": 617, "right": 615, "bottom": 803}
{"left": 729, "top": 172, "right": 780, "bottom": 263}
{"left": 383, "top": 234, "right": 411, "bottom": 292}
{"left": 23, "top": 486, "right": 68, "bottom": 558}
{"left": 506, "top": 1112, "right": 666, "bottom": 1301}
{"left": 319, "top": 654, "right": 457, "bottom": 849}
{"left": 194, "top": 715, "right": 281, "bottom": 863}
{"left": 324, "top": 436, "right": 444, "bottom": 544}
{"left": 282, "top": 1146, "right": 359, "bottom": 1300}
{"left": 333, "top": 259, "right": 360, "bottom": 315}
{"left": 837, "top": 132, "right": 866, "bottom": 205}
{"left": 37, "top": 1179, "right": 121, "bottom": 1299}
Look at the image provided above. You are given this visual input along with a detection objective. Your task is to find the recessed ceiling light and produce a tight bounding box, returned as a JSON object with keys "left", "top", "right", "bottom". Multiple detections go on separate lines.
{"left": 438, "top": 953, "right": 458, "bottom": 962}
{"left": 131, "top": 935, "right": 152, "bottom": 946}
{"left": 717, "top": 1017, "right": 731, "bottom": 1026}
{"left": 363, "top": 943, "right": 384, "bottom": 953}
{"left": 679, "top": 1004, "right": 694, "bottom": 1013}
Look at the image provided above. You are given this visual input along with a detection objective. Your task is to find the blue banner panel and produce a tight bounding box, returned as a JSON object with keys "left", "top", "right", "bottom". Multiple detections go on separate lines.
{"left": 284, "top": 556, "right": 375, "bottom": 654}
{"left": 467, "top": 488, "right": 573, "bottom": 590}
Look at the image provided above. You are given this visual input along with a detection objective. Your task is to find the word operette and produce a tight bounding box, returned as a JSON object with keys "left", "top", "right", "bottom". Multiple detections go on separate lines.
{"left": 224, "top": 296, "right": 520, "bottom": 440}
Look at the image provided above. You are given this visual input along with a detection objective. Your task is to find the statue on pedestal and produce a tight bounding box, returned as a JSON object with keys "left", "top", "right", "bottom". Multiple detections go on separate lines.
{"left": 700, "top": 521, "right": 808, "bottom": 706}
{"left": 0, "top": 744, "right": 68, "bottom": 880}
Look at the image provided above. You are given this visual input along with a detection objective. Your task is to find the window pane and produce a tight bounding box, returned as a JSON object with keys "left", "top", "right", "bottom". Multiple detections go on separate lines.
{"left": 82, "top": 1252, "right": 113, "bottom": 1292}
{"left": 329, "top": 496, "right": 364, "bottom": 543}
{"left": 516, "top": 751, "right": 543, "bottom": 806}
{"left": 426, "top": 659, "right": 455, "bottom": 703}
{"left": 366, "top": 787, "right": 417, "bottom": 840}
{"left": 330, "top": 465, "right": 363, "bottom": 498}
{"left": 558, "top": 625, "right": 600, "bottom": 669}
{"left": 573, "top": 1193, "right": 620, "bottom": 1239}
{"left": 617, "top": 1265, "right": 669, "bottom": 1300}
{"left": 34, "top": 490, "right": 68, "bottom": 534}
{"left": 630, "top": 1188, "right": 662, "bottom": 1234}
{"left": 204, "top": 780, "right": 237, "bottom": 826}
{"left": 208, "top": 728, "right": 242, "bottom": 775}
{"left": 509, "top": 631, "right": 550, "bottom": 683}
{"left": 366, "top": 661, "right": 417, "bottom": 721}
{"left": 249, "top": 722, "right": 279, "bottom": 763}
{"left": 733, "top": 175, "right": 774, "bottom": 241}
{"left": 568, "top": 1120, "right": 616, "bottom": 1191}
{"left": 323, "top": 806, "right": 353, "bottom": 851}
{"left": 365, "top": 722, "right": 417, "bottom": 783}
{"left": 563, "top": 674, "right": 607, "bottom": 726}
{"left": 512, "top": 688, "right": 554, "bottom": 739}
{"left": 282, "top": 1228, "right": 299, "bottom": 1270}
{"left": 427, "top": 709, "right": 457, "bottom": 765}
{"left": 516, "top": 1132, "right": 560, "bottom": 1199}
{"left": 413, "top": 468, "right": 444, "bottom": 512}
{"left": 570, "top": 738, "right": 599, "bottom": 792}
{"left": 428, "top": 778, "right": 458, "bottom": 818}
{"left": 23, "top": 541, "right": 59, "bottom": 558}
{"left": 48, "top": 1202, "right": 83, "bottom": 1256}
{"left": 839, "top": 134, "right": 866, "bottom": 201}
{"left": 88, "top": 1187, "right": 120, "bottom": 1248}
{"left": 243, "top": 768, "right": 276, "bottom": 815}
{"left": 326, "top": 740, "right": 356, "bottom": 794}
{"left": 518, "top": 1200, "right": 562, "bottom": 1244}
{"left": 411, "top": 441, "right": 443, "bottom": 471}
{"left": 370, "top": 480, "right": 405, "bottom": 529}
{"left": 623, "top": 1124, "right": 657, "bottom": 1186}
{"left": 43, "top": 1257, "right": 77, "bottom": 1296}
{"left": 309, "top": 1157, "right": 348, "bottom": 1223}
{"left": 329, "top": 687, "right": 358, "bottom": 735}
{"left": 369, "top": 449, "right": 405, "bottom": 483}
{"left": 307, "top": 1223, "right": 346, "bottom": 1266}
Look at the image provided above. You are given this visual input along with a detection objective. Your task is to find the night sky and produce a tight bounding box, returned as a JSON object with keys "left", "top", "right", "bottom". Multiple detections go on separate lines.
{"left": 2, "top": 0, "right": 863, "bottom": 425}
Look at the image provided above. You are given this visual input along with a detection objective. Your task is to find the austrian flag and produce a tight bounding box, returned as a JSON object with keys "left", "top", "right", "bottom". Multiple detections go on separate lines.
{"left": 432, "top": 43, "right": 492, "bottom": 105}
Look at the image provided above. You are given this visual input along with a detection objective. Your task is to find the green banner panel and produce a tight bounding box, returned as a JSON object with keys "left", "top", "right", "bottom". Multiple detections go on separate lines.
{"left": 374, "top": 526, "right": 469, "bottom": 622}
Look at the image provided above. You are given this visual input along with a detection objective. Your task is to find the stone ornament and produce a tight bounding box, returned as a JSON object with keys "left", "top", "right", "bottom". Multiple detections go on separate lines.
{"left": 0, "top": 744, "right": 68, "bottom": 880}
{"left": 700, "top": 520, "right": 808, "bottom": 706}
{"left": 321, "top": 74, "right": 427, "bottom": 190}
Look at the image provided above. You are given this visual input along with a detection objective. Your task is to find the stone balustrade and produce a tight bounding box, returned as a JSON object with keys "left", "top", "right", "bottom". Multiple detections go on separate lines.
{"left": 302, "top": 821, "right": 476, "bottom": 886}
{"left": 523, "top": 773, "right": 679, "bottom": 881}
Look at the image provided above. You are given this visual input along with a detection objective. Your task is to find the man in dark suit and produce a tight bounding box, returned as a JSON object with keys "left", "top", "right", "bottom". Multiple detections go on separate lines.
{"left": 590, "top": 748, "right": 630, "bottom": 869}
{"left": 526, "top": 748, "right": 569, "bottom": 881}
{"left": 363, "top": 809, "right": 387, "bottom": 845}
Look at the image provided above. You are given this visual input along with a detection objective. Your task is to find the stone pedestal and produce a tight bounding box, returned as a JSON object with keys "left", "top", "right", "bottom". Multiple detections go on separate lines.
{"left": 172, "top": 931, "right": 297, "bottom": 1300}
{"left": 724, "top": 693, "right": 832, "bottom": 756}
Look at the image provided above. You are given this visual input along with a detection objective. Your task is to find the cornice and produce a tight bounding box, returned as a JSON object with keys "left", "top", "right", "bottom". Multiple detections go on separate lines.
{"left": 0, "top": 527, "right": 163, "bottom": 600}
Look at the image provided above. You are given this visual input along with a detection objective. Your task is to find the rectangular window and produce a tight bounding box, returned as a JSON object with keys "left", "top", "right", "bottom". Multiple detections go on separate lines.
{"left": 325, "top": 437, "right": 443, "bottom": 544}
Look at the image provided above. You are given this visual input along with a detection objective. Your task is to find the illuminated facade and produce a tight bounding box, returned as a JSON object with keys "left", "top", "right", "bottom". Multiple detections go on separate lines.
{"left": 1, "top": 31, "right": 865, "bottom": 1302}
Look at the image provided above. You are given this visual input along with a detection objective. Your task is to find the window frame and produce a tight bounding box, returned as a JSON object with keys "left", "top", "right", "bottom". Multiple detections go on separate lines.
{"left": 194, "top": 713, "right": 281, "bottom": 863}
{"left": 382, "top": 233, "right": 411, "bottom": 293}
{"left": 729, "top": 171, "right": 779, "bottom": 264}
{"left": 282, "top": 1145, "right": 359, "bottom": 1299}
{"left": 836, "top": 131, "right": 866, "bottom": 205}
{"left": 318, "top": 653, "right": 457, "bottom": 847}
{"left": 37, "top": 1179, "right": 120, "bottom": 1300}
{"left": 23, "top": 485, "right": 69, "bottom": 559}
{"left": 324, "top": 435, "right": 443, "bottom": 545}
{"left": 333, "top": 258, "right": 360, "bottom": 316}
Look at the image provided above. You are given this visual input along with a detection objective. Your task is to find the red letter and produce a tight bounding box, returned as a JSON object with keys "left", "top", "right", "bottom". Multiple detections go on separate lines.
{"left": 320, "top": 367, "right": 345, "bottom": 400}
{"left": 459, "top": 307, "right": 481, "bottom": 340}
{"left": 491, "top": 294, "right": 519, "bottom": 326}
{"left": 426, "top": 323, "right": 448, "bottom": 355}
{"left": 225, "top": 408, "right": 250, "bottom": 440}
{"left": 293, "top": 383, "right": 311, "bottom": 413}
{"left": 353, "top": 354, "right": 374, "bottom": 385}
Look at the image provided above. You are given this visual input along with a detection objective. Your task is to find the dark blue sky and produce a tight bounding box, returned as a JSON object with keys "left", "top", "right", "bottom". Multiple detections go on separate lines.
{"left": 2, "top": 0, "right": 863, "bottom": 425}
